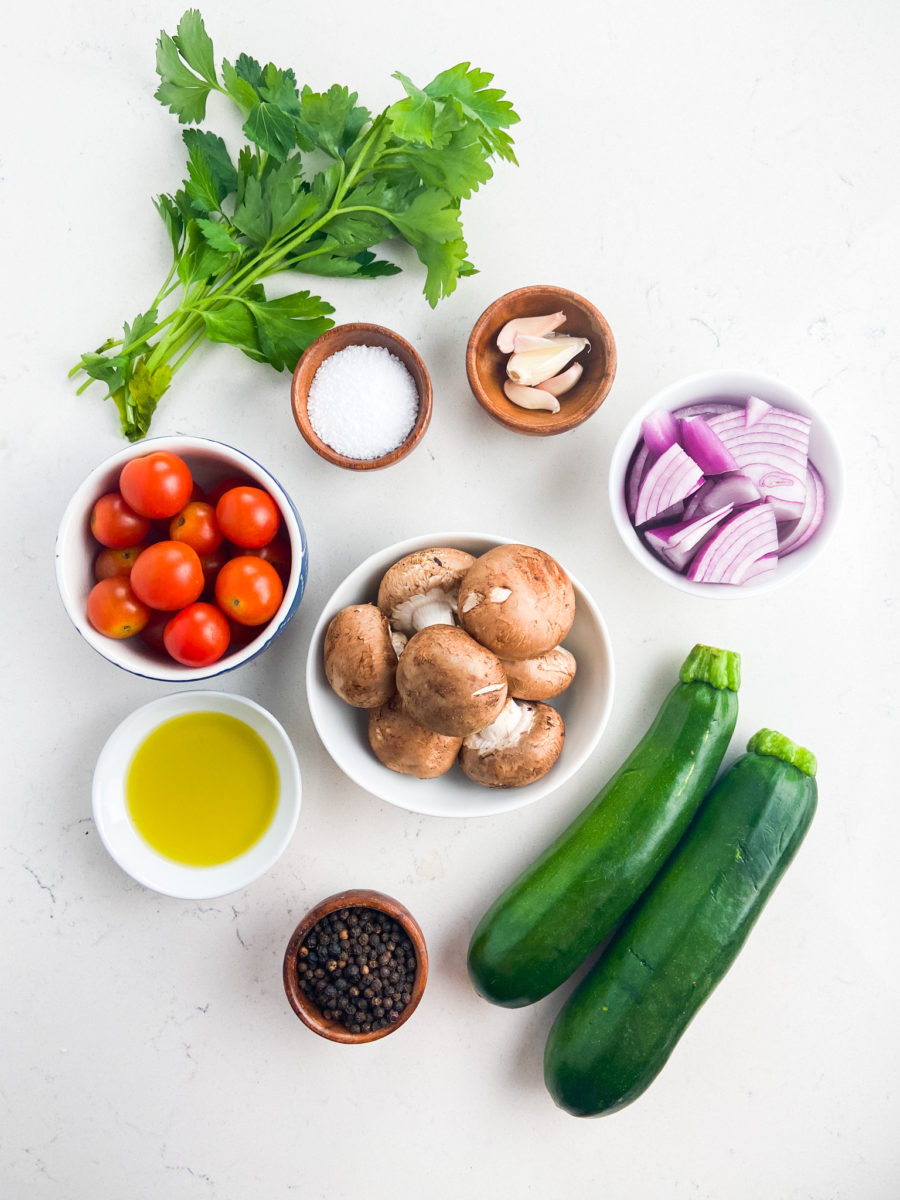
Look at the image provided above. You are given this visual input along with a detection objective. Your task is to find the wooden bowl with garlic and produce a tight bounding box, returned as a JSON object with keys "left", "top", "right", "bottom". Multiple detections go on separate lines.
{"left": 466, "top": 285, "right": 617, "bottom": 436}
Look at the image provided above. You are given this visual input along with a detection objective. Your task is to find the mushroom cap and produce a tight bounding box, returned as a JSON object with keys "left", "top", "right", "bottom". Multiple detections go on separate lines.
{"left": 457, "top": 544, "right": 576, "bottom": 660}
{"left": 499, "top": 645, "right": 577, "bottom": 701}
{"left": 459, "top": 699, "right": 565, "bottom": 788}
{"left": 323, "top": 604, "right": 397, "bottom": 708}
{"left": 396, "top": 625, "right": 508, "bottom": 737}
{"left": 368, "top": 694, "right": 462, "bottom": 779}
{"left": 377, "top": 547, "right": 476, "bottom": 619}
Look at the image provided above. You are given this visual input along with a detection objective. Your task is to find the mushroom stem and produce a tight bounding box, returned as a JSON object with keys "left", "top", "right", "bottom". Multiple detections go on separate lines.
{"left": 391, "top": 587, "right": 458, "bottom": 635}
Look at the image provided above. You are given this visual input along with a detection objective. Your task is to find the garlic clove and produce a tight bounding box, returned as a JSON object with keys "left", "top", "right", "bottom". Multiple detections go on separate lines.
{"left": 496, "top": 311, "right": 566, "bottom": 354}
{"left": 503, "top": 379, "right": 561, "bottom": 414}
{"left": 537, "top": 361, "right": 584, "bottom": 397}
{"left": 506, "top": 336, "right": 590, "bottom": 387}
{"left": 512, "top": 333, "right": 559, "bottom": 353}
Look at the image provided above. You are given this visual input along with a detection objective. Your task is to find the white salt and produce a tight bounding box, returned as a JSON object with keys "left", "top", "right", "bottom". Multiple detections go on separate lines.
{"left": 307, "top": 344, "right": 419, "bottom": 460}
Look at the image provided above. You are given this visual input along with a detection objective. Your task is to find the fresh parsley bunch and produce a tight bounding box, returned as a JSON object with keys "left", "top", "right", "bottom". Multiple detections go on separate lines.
{"left": 70, "top": 9, "right": 519, "bottom": 440}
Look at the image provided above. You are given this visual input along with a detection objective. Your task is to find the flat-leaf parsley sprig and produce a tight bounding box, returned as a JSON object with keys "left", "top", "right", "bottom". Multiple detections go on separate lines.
{"left": 70, "top": 9, "right": 519, "bottom": 441}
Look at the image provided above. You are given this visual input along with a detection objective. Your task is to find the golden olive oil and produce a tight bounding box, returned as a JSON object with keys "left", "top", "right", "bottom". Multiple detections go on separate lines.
{"left": 127, "top": 712, "right": 279, "bottom": 866}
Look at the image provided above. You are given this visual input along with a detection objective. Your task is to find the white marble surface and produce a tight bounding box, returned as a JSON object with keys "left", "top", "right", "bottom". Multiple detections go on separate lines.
{"left": 3, "top": 0, "right": 899, "bottom": 1196}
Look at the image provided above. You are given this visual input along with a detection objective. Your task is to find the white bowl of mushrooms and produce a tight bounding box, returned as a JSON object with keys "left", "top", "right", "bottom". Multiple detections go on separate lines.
{"left": 305, "top": 533, "right": 615, "bottom": 818}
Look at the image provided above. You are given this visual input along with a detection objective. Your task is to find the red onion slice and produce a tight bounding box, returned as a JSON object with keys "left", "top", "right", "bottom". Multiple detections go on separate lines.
{"left": 625, "top": 443, "right": 652, "bottom": 518}
{"left": 682, "top": 472, "right": 762, "bottom": 521}
{"left": 745, "top": 395, "right": 773, "bottom": 427}
{"left": 708, "top": 406, "right": 811, "bottom": 520}
{"left": 672, "top": 401, "right": 742, "bottom": 420}
{"left": 644, "top": 504, "right": 734, "bottom": 572}
{"left": 634, "top": 444, "right": 705, "bottom": 528}
{"left": 778, "top": 463, "right": 826, "bottom": 555}
{"left": 679, "top": 416, "right": 739, "bottom": 475}
{"left": 739, "top": 553, "right": 778, "bottom": 583}
{"left": 686, "top": 503, "right": 779, "bottom": 584}
{"left": 641, "top": 409, "right": 680, "bottom": 457}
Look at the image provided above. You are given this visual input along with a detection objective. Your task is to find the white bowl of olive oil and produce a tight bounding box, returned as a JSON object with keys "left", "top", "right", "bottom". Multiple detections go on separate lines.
{"left": 93, "top": 692, "right": 301, "bottom": 899}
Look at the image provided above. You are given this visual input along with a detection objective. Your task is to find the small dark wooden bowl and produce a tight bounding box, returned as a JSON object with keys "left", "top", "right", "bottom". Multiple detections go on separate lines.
{"left": 283, "top": 888, "right": 428, "bottom": 1043}
{"left": 291, "top": 324, "right": 433, "bottom": 470}
{"left": 466, "top": 285, "right": 617, "bottom": 436}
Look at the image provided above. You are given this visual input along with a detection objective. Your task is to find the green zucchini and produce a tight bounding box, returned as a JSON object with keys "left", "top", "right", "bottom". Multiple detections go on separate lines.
{"left": 467, "top": 644, "right": 741, "bottom": 1007}
{"left": 544, "top": 729, "right": 818, "bottom": 1117}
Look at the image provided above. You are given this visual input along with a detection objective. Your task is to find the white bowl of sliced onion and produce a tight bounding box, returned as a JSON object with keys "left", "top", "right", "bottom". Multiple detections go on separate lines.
{"left": 608, "top": 369, "right": 844, "bottom": 596}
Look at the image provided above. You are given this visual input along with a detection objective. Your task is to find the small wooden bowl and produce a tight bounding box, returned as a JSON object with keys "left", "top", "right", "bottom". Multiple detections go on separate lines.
{"left": 466, "top": 285, "right": 617, "bottom": 436}
{"left": 283, "top": 889, "right": 428, "bottom": 1043}
{"left": 291, "top": 324, "right": 433, "bottom": 470}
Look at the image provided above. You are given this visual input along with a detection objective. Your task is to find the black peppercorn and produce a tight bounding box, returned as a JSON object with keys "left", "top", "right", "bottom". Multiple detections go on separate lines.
{"left": 295, "top": 906, "right": 418, "bottom": 1035}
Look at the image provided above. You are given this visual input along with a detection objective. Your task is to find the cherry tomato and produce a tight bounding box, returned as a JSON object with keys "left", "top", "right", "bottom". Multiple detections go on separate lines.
{"left": 139, "top": 610, "right": 171, "bottom": 655}
{"left": 240, "top": 533, "right": 292, "bottom": 583}
{"left": 163, "top": 602, "right": 231, "bottom": 667}
{"left": 90, "top": 492, "right": 151, "bottom": 549}
{"left": 119, "top": 451, "right": 194, "bottom": 519}
{"left": 198, "top": 545, "right": 230, "bottom": 598}
{"left": 215, "top": 556, "right": 284, "bottom": 626}
{"left": 206, "top": 475, "right": 253, "bottom": 507}
{"left": 94, "top": 543, "right": 146, "bottom": 581}
{"left": 169, "top": 501, "right": 223, "bottom": 555}
{"left": 215, "top": 486, "right": 281, "bottom": 549}
{"left": 86, "top": 578, "right": 151, "bottom": 639}
{"left": 130, "top": 541, "right": 204, "bottom": 611}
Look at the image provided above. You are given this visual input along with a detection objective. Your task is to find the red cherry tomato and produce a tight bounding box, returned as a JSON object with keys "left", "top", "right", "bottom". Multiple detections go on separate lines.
{"left": 90, "top": 493, "right": 151, "bottom": 549}
{"left": 206, "top": 475, "right": 253, "bottom": 507}
{"left": 198, "top": 545, "right": 230, "bottom": 598}
{"left": 163, "top": 602, "right": 231, "bottom": 667}
{"left": 169, "top": 501, "right": 223, "bottom": 555}
{"left": 130, "top": 541, "right": 204, "bottom": 611}
{"left": 94, "top": 543, "right": 146, "bottom": 581}
{"left": 240, "top": 533, "right": 292, "bottom": 583}
{"left": 86, "top": 578, "right": 151, "bottom": 639}
{"left": 215, "top": 486, "right": 281, "bottom": 549}
{"left": 139, "top": 610, "right": 171, "bottom": 655}
{"left": 119, "top": 451, "right": 194, "bottom": 519}
{"left": 215, "top": 556, "right": 284, "bottom": 626}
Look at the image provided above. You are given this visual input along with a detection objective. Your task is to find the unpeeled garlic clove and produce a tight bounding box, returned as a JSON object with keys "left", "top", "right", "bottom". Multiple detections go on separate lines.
{"left": 537, "top": 361, "right": 584, "bottom": 397}
{"left": 496, "top": 311, "right": 566, "bottom": 354}
{"left": 506, "top": 336, "right": 590, "bottom": 387}
{"left": 503, "top": 379, "right": 561, "bottom": 413}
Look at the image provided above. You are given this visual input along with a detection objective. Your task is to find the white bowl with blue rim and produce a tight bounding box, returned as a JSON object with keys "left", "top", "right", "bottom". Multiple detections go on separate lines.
{"left": 607, "top": 369, "right": 844, "bottom": 598}
{"left": 55, "top": 435, "right": 307, "bottom": 680}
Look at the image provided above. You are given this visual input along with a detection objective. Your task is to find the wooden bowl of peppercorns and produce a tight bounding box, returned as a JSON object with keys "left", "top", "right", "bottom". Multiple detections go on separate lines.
{"left": 283, "top": 889, "right": 428, "bottom": 1043}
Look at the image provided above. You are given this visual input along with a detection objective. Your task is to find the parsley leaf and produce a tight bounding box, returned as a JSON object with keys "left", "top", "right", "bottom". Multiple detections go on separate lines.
{"left": 201, "top": 290, "right": 334, "bottom": 371}
{"left": 154, "top": 31, "right": 213, "bottom": 124}
{"left": 171, "top": 10, "right": 217, "bottom": 84}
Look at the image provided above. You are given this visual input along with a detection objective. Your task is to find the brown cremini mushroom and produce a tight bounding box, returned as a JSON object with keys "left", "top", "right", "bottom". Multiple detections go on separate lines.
{"left": 377, "top": 547, "right": 476, "bottom": 635}
{"left": 368, "top": 694, "right": 463, "bottom": 779}
{"left": 458, "top": 698, "right": 565, "bottom": 788}
{"left": 457, "top": 544, "right": 576, "bottom": 660}
{"left": 498, "top": 645, "right": 577, "bottom": 700}
{"left": 396, "top": 625, "right": 508, "bottom": 737}
{"left": 323, "top": 604, "right": 397, "bottom": 708}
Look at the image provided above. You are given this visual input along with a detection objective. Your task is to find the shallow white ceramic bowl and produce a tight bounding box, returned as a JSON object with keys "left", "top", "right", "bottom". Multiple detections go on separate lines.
{"left": 92, "top": 691, "right": 301, "bottom": 899}
{"left": 56, "top": 435, "right": 308, "bottom": 680}
{"left": 608, "top": 369, "right": 844, "bottom": 598}
{"left": 306, "top": 532, "right": 615, "bottom": 818}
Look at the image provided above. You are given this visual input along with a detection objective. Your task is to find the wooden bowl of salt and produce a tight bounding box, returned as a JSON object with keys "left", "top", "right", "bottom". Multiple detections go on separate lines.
{"left": 291, "top": 324, "right": 433, "bottom": 470}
